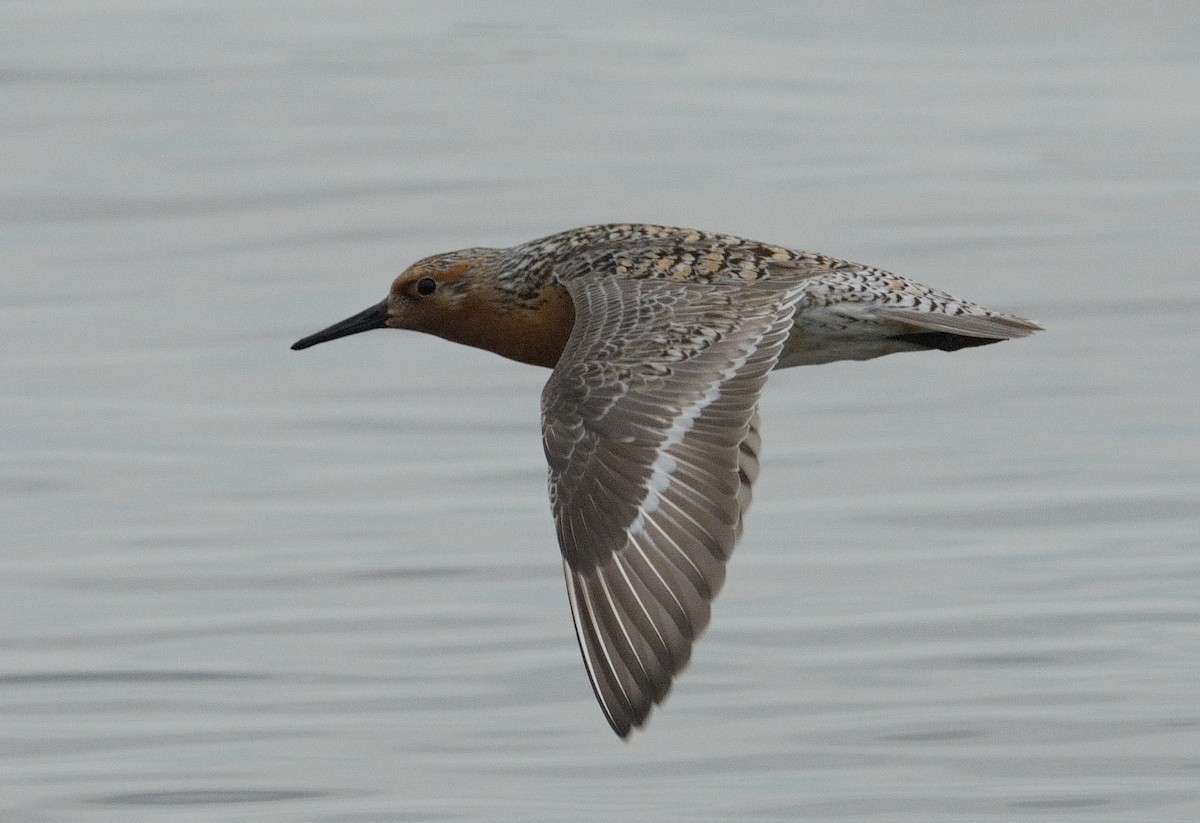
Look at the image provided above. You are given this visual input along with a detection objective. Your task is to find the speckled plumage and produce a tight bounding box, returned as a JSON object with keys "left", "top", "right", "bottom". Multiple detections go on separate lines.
{"left": 496, "top": 223, "right": 812, "bottom": 295}
{"left": 292, "top": 223, "right": 1041, "bottom": 738}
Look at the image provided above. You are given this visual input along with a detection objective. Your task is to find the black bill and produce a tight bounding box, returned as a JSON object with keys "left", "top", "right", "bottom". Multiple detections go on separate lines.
{"left": 291, "top": 299, "right": 389, "bottom": 351}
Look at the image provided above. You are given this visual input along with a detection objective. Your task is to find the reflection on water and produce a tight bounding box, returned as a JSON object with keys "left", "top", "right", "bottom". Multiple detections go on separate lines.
{"left": 2, "top": 2, "right": 1198, "bottom": 820}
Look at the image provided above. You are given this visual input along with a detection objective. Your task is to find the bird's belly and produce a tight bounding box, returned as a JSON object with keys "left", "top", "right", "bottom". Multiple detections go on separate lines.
{"left": 774, "top": 311, "right": 919, "bottom": 368}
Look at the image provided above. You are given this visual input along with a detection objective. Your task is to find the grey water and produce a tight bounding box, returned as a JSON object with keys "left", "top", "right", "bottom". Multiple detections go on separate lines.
{"left": 2, "top": 3, "right": 1198, "bottom": 821}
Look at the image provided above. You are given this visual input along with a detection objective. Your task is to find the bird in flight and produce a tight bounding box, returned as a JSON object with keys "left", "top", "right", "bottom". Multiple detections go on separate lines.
{"left": 292, "top": 223, "right": 1041, "bottom": 737}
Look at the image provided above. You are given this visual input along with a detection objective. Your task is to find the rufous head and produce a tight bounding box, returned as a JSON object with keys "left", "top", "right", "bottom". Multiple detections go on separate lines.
{"left": 290, "top": 249, "right": 490, "bottom": 351}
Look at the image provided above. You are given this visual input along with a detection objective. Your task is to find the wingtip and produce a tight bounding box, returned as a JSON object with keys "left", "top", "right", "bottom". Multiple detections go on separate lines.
{"left": 987, "top": 315, "right": 1044, "bottom": 337}
{"left": 881, "top": 308, "right": 1044, "bottom": 341}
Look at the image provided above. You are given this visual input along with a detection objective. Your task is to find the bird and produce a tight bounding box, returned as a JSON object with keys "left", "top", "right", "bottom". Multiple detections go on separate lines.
{"left": 291, "top": 223, "right": 1041, "bottom": 738}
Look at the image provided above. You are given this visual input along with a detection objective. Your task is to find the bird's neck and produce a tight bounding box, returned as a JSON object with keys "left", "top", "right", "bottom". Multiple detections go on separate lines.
{"left": 438, "top": 282, "right": 576, "bottom": 368}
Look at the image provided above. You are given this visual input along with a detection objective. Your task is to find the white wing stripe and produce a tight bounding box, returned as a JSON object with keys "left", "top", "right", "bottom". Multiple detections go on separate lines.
{"left": 545, "top": 278, "right": 806, "bottom": 735}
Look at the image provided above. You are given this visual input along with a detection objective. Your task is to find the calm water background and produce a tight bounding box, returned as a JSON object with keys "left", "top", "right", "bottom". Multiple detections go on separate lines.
{"left": 3, "top": 3, "right": 1198, "bottom": 821}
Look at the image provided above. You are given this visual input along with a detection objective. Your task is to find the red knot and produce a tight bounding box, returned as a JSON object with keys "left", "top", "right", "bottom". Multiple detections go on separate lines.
{"left": 292, "top": 223, "right": 1041, "bottom": 737}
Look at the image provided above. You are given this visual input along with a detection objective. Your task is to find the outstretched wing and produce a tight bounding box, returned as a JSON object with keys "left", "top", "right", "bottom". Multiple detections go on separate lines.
{"left": 541, "top": 276, "right": 803, "bottom": 737}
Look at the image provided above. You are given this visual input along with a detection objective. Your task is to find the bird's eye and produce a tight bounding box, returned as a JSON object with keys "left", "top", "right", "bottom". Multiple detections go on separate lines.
{"left": 415, "top": 277, "right": 437, "bottom": 296}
